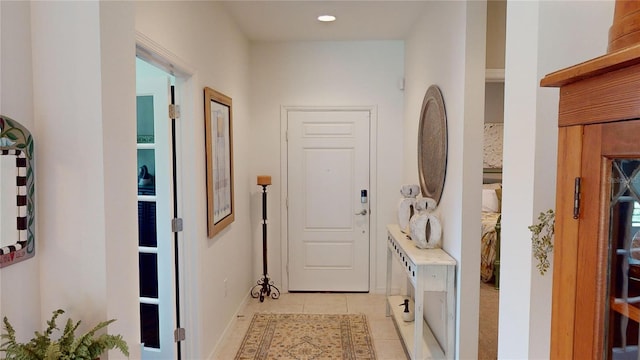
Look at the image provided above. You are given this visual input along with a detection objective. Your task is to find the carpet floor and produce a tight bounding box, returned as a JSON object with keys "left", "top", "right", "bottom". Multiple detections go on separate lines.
{"left": 234, "top": 313, "right": 377, "bottom": 360}
{"left": 478, "top": 281, "right": 499, "bottom": 360}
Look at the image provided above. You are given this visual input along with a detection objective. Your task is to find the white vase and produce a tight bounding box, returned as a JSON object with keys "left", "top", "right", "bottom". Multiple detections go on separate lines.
{"left": 400, "top": 184, "right": 420, "bottom": 198}
{"left": 397, "top": 198, "right": 415, "bottom": 233}
{"left": 399, "top": 298, "right": 414, "bottom": 322}
{"left": 409, "top": 198, "right": 442, "bottom": 249}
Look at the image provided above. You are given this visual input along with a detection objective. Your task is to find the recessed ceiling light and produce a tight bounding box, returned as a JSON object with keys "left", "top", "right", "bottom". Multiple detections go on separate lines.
{"left": 317, "top": 15, "right": 336, "bottom": 22}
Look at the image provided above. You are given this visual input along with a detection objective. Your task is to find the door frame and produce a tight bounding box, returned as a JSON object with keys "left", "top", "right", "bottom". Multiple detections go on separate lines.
{"left": 280, "top": 105, "right": 378, "bottom": 293}
{"left": 136, "top": 32, "right": 199, "bottom": 359}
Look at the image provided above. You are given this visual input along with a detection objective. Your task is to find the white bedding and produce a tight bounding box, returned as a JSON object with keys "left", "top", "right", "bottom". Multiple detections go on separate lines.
{"left": 480, "top": 211, "right": 500, "bottom": 283}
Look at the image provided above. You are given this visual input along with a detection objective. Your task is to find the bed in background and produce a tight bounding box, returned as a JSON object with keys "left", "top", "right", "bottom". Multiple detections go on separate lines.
{"left": 482, "top": 122, "right": 503, "bottom": 288}
{"left": 481, "top": 171, "right": 502, "bottom": 287}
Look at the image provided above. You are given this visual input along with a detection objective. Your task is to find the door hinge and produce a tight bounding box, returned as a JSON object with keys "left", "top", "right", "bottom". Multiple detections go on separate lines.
{"left": 172, "top": 218, "right": 183, "bottom": 232}
{"left": 285, "top": 131, "right": 288, "bottom": 142}
{"left": 286, "top": 197, "right": 288, "bottom": 209}
{"left": 573, "top": 177, "right": 581, "bottom": 219}
{"left": 169, "top": 104, "right": 180, "bottom": 119}
{"left": 174, "top": 327, "right": 186, "bottom": 342}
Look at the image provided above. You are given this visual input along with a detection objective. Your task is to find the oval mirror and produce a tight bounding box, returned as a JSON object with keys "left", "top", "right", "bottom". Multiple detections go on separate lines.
{"left": 417, "top": 85, "right": 448, "bottom": 205}
{"left": 0, "top": 115, "right": 34, "bottom": 267}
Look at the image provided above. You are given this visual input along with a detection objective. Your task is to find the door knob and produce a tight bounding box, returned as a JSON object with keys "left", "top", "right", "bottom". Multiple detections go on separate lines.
{"left": 355, "top": 209, "right": 368, "bottom": 215}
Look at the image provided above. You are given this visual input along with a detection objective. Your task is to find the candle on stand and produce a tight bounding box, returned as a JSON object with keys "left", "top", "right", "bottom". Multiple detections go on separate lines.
{"left": 257, "top": 175, "right": 272, "bottom": 186}
{"left": 251, "top": 174, "right": 279, "bottom": 302}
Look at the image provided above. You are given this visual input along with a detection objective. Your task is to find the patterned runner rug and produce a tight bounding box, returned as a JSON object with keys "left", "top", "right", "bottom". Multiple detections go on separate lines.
{"left": 234, "top": 313, "right": 377, "bottom": 360}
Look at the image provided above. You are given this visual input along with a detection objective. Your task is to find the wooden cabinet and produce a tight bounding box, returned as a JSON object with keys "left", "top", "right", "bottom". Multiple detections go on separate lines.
{"left": 542, "top": 44, "right": 640, "bottom": 359}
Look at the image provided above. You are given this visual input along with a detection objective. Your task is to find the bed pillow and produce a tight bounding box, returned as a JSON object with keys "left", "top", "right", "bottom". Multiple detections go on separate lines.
{"left": 482, "top": 188, "right": 500, "bottom": 213}
{"left": 495, "top": 187, "right": 502, "bottom": 212}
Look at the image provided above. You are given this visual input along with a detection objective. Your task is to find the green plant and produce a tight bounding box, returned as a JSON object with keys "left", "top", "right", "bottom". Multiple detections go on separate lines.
{"left": 529, "top": 209, "right": 555, "bottom": 276}
{"left": 0, "top": 309, "right": 129, "bottom": 360}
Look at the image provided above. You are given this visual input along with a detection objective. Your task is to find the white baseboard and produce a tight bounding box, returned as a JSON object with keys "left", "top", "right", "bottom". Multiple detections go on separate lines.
{"left": 207, "top": 291, "right": 252, "bottom": 360}
{"left": 374, "top": 286, "right": 401, "bottom": 295}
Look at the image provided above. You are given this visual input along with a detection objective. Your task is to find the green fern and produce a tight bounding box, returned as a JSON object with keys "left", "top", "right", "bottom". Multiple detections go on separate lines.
{"left": 0, "top": 309, "right": 128, "bottom": 360}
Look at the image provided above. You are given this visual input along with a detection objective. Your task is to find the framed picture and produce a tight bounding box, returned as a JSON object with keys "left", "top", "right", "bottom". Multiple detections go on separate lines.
{"left": 204, "top": 87, "right": 234, "bottom": 237}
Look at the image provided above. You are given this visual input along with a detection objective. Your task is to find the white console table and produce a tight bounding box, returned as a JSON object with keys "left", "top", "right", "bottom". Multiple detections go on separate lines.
{"left": 386, "top": 224, "right": 456, "bottom": 359}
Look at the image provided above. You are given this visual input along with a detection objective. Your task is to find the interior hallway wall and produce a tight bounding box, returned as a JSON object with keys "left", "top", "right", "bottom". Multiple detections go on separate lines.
{"left": 0, "top": 2, "right": 618, "bottom": 359}
{"left": 499, "top": 1, "right": 614, "bottom": 358}
{"left": 2, "top": 1, "right": 252, "bottom": 358}
{"left": 248, "top": 41, "right": 405, "bottom": 293}
{"left": 403, "top": 2, "right": 486, "bottom": 358}
{"left": 136, "top": 2, "right": 252, "bottom": 358}
{"left": 29, "top": 1, "right": 140, "bottom": 357}
{"left": 0, "top": 0, "right": 41, "bottom": 341}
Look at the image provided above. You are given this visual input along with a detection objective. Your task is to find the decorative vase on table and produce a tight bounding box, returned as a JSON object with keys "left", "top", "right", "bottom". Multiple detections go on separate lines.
{"left": 409, "top": 197, "right": 442, "bottom": 249}
{"left": 397, "top": 184, "right": 420, "bottom": 233}
{"left": 399, "top": 298, "right": 415, "bottom": 322}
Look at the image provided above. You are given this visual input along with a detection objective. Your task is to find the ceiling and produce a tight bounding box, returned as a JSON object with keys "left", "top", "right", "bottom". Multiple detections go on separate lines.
{"left": 219, "top": 1, "right": 432, "bottom": 42}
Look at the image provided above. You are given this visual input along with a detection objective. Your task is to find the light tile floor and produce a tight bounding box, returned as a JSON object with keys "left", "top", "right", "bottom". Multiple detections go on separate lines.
{"left": 212, "top": 292, "right": 408, "bottom": 359}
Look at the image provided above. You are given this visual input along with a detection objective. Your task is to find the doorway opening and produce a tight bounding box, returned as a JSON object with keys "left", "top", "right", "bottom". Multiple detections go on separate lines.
{"left": 136, "top": 33, "right": 199, "bottom": 359}
{"left": 479, "top": 0, "right": 506, "bottom": 357}
{"left": 136, "top": 57, "right": 181, "bottom": 359}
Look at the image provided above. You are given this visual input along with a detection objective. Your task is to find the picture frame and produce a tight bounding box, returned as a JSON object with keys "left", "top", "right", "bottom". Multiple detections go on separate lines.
{"left": 204, "top": 87, "right": 234, "bottom": 238}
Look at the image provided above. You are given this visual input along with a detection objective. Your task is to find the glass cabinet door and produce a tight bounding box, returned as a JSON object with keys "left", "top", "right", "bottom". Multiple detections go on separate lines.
{"left": 570, "top": 120, "right": 640, "bottom": 359}
{"left": 607, "top": 159, "right": 640, "bottom": 359}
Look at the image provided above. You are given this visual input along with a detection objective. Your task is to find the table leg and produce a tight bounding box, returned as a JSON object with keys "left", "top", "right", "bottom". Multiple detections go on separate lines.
{"left": 414, "top": 269, "right": 424, "bottom": 360}
{"left": 386, "top": 244, "right": 392, "bottom": 317}
{"left": 446, "top": 266, "right": 456, "bottom": 358}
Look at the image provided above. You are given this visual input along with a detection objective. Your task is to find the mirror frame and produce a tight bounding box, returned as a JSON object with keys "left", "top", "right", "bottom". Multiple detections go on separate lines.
{"left": 0, "top": 115, "right": 34, "bottom": 268}
{"left": 417, "top": 85, "right": 448, "bottom": 205}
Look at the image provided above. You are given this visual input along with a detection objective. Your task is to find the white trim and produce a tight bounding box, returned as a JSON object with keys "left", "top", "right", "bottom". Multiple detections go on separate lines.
{"left": 136, "top": 31, "right": 196, "bottom": 77}
{"left": 280, "top": 105, "right": 378, "bottom": 293}
{"left": 369, "top": 106, "right": 378, "bottom": 293}
{"left": 208, "top": 292, "right": 252, "bottom": 359}
{"left": 280, "top": 107, "right": 289, "bottom": 292}
{"left": 175, "top": 73, "right": 200, "bottom": 360}
{"left": 135, "top": 35, "right": 200, "bottom": 360}
{"left": 0, "top": 0, "right": 3, "bottom": 308}
{"left": 485, "top": 68, "right": 505, "bottom": 83}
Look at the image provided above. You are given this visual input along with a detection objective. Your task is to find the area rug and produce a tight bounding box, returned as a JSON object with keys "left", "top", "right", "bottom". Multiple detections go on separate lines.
{"left": 234, "top": 313, "right": 377, "bottom": 360}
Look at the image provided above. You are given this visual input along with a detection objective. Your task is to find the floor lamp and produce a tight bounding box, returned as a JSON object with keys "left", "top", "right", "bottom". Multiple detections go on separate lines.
{"left": 251, "top": 175, "right": 280, "bottom": 302}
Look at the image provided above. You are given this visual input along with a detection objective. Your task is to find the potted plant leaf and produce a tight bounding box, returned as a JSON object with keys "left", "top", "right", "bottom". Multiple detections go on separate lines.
{"left": 529, "top": 209, "right": 555, "bottom": 275}
{"left": 0, "top": 309, "right": 129, "bottom": 359}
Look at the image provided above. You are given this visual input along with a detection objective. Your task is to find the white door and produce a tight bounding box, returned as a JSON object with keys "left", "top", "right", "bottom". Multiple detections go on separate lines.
{"left": 287, "top": 110, "right": 370, "bottom": 291}
{"left": 136, "top": 60, "right": 177, "bottom": 359}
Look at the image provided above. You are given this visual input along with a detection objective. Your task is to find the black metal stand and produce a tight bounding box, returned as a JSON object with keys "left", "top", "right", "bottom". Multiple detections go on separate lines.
{"left": 251, "top": 184, "right": 280, "bottom": 302}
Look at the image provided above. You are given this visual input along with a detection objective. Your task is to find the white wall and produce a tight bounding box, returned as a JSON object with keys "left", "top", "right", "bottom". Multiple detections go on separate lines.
{"left": 486, "top": 0, "right": 506, "bottom": 70}
{"left": 404, "top": 2, "right": 486, "bottom": 359}
{"left": 0, "top": 1, "right": 618, "bottom": 359}
{"left": 136, "top": 2, "right": 252, "bottom": 358}
{"left": 499, "top": 1, "right": 614, "bottom": 358}
{"left": 249, "top": 41, "right": 405, "bottom": 293}
{"left": 485, "top": 83, "right": 504, "bottom": 123}
{"left": 29, "top": 1, "right": 140, "bottom": 357}
{"left": 99, "top": 2, "right": 140, "bottom": 356}
{"left": 0, "top": 0, "right": 41, "bottom": 341}
{"left": 2, "top": 1, "right": 251, "bottom": 357}
{"left": 31, "top": 0, "right": 106, "bottom": 322}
